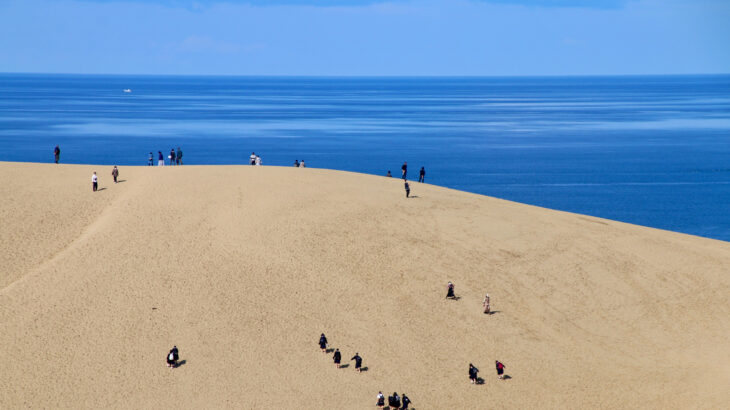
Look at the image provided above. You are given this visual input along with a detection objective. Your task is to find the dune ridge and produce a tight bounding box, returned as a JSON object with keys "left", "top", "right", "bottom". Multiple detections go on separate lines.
{"left": 1, "top": 162, "right": 729, "bottom": 409}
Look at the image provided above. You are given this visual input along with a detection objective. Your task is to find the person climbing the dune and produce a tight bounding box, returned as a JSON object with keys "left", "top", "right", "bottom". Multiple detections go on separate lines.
{"left": 351, "top": 352, "right": 363, "bottom": 372}
{"left": 319, "top": 333, "right": 328, "bottom": 353}
{"left": 333, "top": 348, "right": 341, "bottom": 368}
{"left": 446, "top": 281, "right": 455, "bottom": 299}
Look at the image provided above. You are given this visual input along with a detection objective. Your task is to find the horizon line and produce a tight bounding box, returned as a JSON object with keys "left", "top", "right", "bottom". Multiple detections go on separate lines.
{"left": 2, "top": 71, "right": 730, "bottom": 79}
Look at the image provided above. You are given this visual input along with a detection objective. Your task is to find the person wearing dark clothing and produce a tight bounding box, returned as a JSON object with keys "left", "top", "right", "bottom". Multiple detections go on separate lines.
{"left": 496, "top": 360, "right": 505, "bottom": 379}
{"left": 388, "top": 392, "right": 400, "bottom": 408}
{"left": 386, "top": 170, "right": 391, "bottom": 177}
{"left": 401, "top": 162, "right": 407, "bottom": 179}
{"left": 158, "top": 151, "right": 164, "bottom": 166}
{"left": 351, "top": 353, "right": 362, "bottom": 372}
{"left": 319, "top": 333, "right": 328, "bottom": 352}
{"left": 294, "top": 160, "right": 299, "bottom": 167}
{"left": 404, "top": 181, "right": 410, "bottom": 198}
{"left": 167, "top": 346, "right": 179, "bottom": 368}
{"left": 333, "top": 348, "right": 341, "bottom": 368}
{"left": 92, "top": 172, "right": 98, "bottom": 192}
{"left": 446, "top": 281, "right": 455, "bottom": 299}
{"left": 401, "top": 393, "right": 411, "bottom": 409}
{"left": 376, "top": 391, "right": 385, "bottom": 408}
{"left": 469, "top": 363, "right": 479, "bottom": 383}
{"left": 177, "top": 147, "right": 183, "bottom": 165}
{"left": 419, "top": 167, "right": 425, "bottom": 183}
{"left": 54, "top": 145, "right": 60, "bottom": 164}
{"left": 148, "top": 152, "right": 154, "bottom": 166}
{"left": 170, "top": 149, "right": 176, "bottom": 166}
{"left": 111, "top": 166, "right": 119, "bottom": 183}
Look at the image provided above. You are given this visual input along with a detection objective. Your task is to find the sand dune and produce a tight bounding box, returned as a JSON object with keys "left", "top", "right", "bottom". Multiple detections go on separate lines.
{"left": 1, "top": 162, "right": 729, "bottom": 409}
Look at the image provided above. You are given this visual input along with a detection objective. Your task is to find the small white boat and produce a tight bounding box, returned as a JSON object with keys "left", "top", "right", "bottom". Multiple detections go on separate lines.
{"left": 123, "top": 89, "right": 132, "bottom": 93}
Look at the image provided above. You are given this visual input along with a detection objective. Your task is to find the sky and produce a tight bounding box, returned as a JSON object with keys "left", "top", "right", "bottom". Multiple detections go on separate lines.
{"left": 0, "top": 0, "right": 728, "bottom": 76}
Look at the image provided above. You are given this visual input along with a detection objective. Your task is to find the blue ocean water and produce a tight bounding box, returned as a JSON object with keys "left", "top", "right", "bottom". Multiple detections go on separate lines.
{"left": 1, "top": 74, "right": 729, "bottom": 241}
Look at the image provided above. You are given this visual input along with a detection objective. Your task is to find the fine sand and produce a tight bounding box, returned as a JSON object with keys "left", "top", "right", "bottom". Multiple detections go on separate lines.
{"left": 1, "top": 162, "right": 729, "bottom": 409}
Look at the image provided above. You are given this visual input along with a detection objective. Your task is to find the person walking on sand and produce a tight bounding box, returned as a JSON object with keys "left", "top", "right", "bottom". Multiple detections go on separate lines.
{"left": 294, "top": 159, "right": 299, "bottom": 167}
{"left": 148, "top": 152, "right": 154, "bottom": 166}
{"left": 402, "top": 393, "right": 411, "bottom": 409}
{"left": 496, "top": 360, "right": 505, "bottom": 379}
{"left": 404, "top": 180, "right": 410, "bottom": 198}
{"left": 446, "top": 281, "right": 455, "bottom": 299}
{"left": 169, "top": 148, "right": 176, "bottom": 166}
{"left": 54, "top": 145, "right": 60, "bottom": 164}
{"left": 469, "top": 363, "right": 479, "bottom": 384}
{"left": 376, "top": 391, "right": 385, "bottom": 408}
{"left": 92, "top": 172, "right": 98, "bottom": 192}
{"left": 351, "top": 353, "right": 363, "bottom": 372}
{"left": 333, "top": 348, "right": 341, "bottom": 368}
{"left": 319, "top": 333, "right": 328, "bottom": 352}
{"left": 419, "top": 166, "right": 425, "bottom": 183}
{"left": 401, "top": 161, "right": 407, "bottom": 179}
{"left": 255, "top": 155, "right": 261, "bottom": 166}
{"left": 177, "top": 147, "right": 183, "bottom": 165}
{"left": 483, "top": 293, "right": 491, "bottom": 314}
{"left": 111, "top": 166, "right": 119, "bottom": 183}
{"left": 166, "top": 346, "right": 179, "bottom": 368}
{"left": 250, "top": 152, "right": 256, "bottom": 165}
{"left": 386, "top": 170, "right": 391, "bottom": 177}
{"left": 388, "top": 392, "right": 400, "bottom": 409}
{"left": 158, "top": 151, "right": 164, "bottom": 166}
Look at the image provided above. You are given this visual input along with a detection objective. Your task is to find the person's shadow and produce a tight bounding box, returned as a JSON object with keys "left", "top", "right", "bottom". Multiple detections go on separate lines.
{"left": 174, "top": 360, "right": 187, "bottom": 368}
{"left": 339, "top": 363, "right": 349, "bottom": 369}
{"left": 117, "top": 179, "right": 126, "bottom": 183}
{"left": 325, "top": 348, "right": 334, "bottom": 353}
{"left": 97, "top": 187, "right": 107, "bottom": 191}
{"left": 502, "top": 374, "right": 511, "bottom": 380}
{"left": 360, "top": 366, "right": 369, "bottom": 372}
{"left": 475, "top": 377, "right": 485, "bottom": 385}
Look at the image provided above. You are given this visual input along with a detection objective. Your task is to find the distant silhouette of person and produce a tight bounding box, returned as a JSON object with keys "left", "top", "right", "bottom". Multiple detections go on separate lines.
{"left": 250, "top": 152, "right": 256, "bottom": 165}
{"left": 333, "top": 348, "right": 341, "bottom": 368}
{"left": 483, "top": 294, "right": 491, "bottom": 314}
{"left": 469, "top": 363, "right": 479, "bottom": 384}
{"left": 446, "top": 282, "right": 455, "bottom": 299}
{"left": 158, "top": 151, "right": 164, "bottom": 166}
{"left": 166, "top": 346, "right": 179, "bottom": 368}
{"left": 404, "top": 180, "right": 410, "bottom": 198}
{"left": 401, "top": 161, "right": 407, "bottom": 179}
{"left": 319, "top": 333, "right": 328, "bottom": 352}
{"left": 111, "top": 166, "right": 119, "bottom": 183}
{"left": 294, "top": 160, "right": 299, "bottom": 167}
{"left": 419, "top": 167, "right": 425, "bottom": 183}
{"left": 169, "top": 148, "right": 176, "bottom": 166}
{"left": 91, "top": 172, "right": 98, "bottom": 192}
{"left": 53, "top": 145, "right": 60, "bottom": 164}
{"left": 300, "top": 160, "right": 306, "bottom": 168}
{"left": 148, "top": 152, "right": 154, "bottom": 166}
{"left": 351, "top": 353, "right": 362, "bottom": 372}
{"left": 388, "top": 392, "right": 400, "bottom": 408}
{"left": 376, "top": 391, "right": 385, "bottom": 408}
{"left": 496, "top": 360, "right": 505, "bottom": 379}
{"left": 386, "top": 170, "right": 391, "bottom": 177}
{"left": 177, "top": 147, "right": 183, "bottom": 165}
{"left": 402, "top": 393, "right": 411, "bottom": 409}
{"left": 255, "top": 155, "right": 261, "bottom": 166}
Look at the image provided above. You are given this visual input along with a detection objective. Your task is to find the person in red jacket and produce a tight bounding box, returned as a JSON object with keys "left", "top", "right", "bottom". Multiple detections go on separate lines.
{"left": 496, "top": 360, "right": 506, "bottom": 379}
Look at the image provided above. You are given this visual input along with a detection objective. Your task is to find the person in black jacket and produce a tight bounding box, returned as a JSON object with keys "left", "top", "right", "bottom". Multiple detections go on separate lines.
{"left": 388, "top": 392, "right": 400, "bottom": 408}
{"left": 401, "top": 393, "right": 411, "bottom": 409}
{"left": 418, "top": 167, "right": 425, "bottom": 183}
{"left": 404, "top": 180, "right": 410, "bottom": 198}
{"left": 54, "top": 145, "right": 60, "bottom": 164}
{"left": 319, "top": 333, "right": 328, "bottom": 352}
{"left": 166, "top": 346, "right": 179, "bottom": 368}
{"left": 401, "top": 162, "right": 407, "bottom": 179}
{"left": 333, "top": 348, "right": 341, "bottom": 368}
{"left": 469, "top": 363, "right": 479, "bottom": 383}
{"left": 351, "top": 353, "right": 362, "bottom": 372}
{"left": 446, "top": 282, "right": 455, "bottom": 299}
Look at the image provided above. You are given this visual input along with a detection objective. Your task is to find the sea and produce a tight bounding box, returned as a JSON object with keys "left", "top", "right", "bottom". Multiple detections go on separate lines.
{"left": 1, "top": 74, "right": 729, "bottom": 241}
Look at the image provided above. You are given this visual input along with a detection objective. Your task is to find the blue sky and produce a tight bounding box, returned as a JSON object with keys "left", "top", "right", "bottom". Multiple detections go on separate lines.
{"left": 1, "top": 0, "right": 728, "bottom": 75}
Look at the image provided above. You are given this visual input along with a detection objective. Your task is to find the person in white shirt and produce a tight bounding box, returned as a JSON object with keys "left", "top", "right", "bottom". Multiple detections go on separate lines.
{"left": 300, "top": 160, "right": 305, "bottom": 168}
{"left": 92, "top": 172, "right": 98, "bottom": 192}
{"left": 250, "top": 152, "right": 256, "bottom": 165}
{"left": 255, "top": 156, "right": 261, "bottom": 166}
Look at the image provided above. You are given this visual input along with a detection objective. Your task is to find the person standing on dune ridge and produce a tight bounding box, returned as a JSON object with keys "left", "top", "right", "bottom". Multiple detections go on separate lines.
{"left": 91, "top": 172, "right": 98, "bottom": 192}
{"left": 401, "top": 161, "right": 407, "bottom": 179}
{"left": 177, "top": 147, "right": 183, "bottom": 165}
{"left": 111, "top": 166, "right": 119, "bottom": 183}
{"left": 53, "top": 145, "right": 60, "bottom": 164}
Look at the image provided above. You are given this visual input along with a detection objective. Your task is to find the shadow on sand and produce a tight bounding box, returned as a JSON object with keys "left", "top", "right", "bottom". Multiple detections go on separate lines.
{"left": 174, "top": 360, "right": 187, "bottom": 368}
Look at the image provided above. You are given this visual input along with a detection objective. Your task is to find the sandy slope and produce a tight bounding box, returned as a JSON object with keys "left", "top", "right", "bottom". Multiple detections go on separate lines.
{"left": 1, "top": 162, "right": 728, "bottom": 409}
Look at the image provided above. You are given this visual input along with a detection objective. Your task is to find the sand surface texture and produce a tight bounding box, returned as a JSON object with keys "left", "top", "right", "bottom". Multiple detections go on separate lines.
{"left": 1, "top": 162, "right": 729, "bottom": 409}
